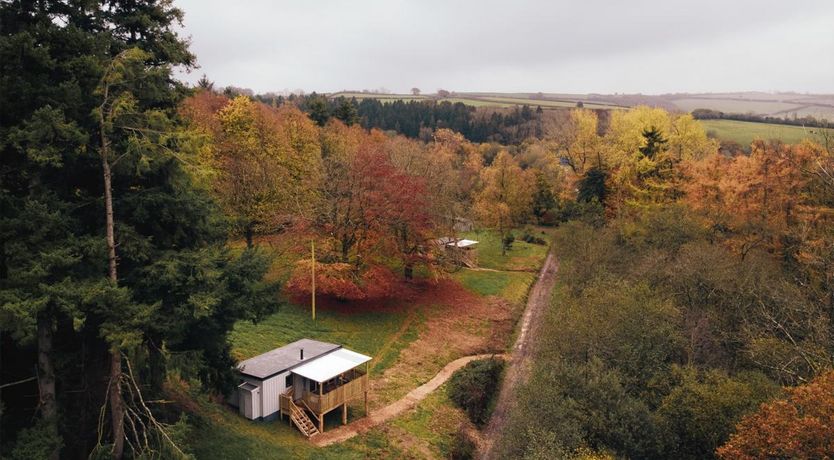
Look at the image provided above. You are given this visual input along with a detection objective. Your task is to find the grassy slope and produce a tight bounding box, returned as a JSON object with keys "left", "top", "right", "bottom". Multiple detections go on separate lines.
{"left": 187, "top": 229, "right": 551, "bottom": 459}
{"left": 671, "top": 98, "right": 801, "bottom": 114}
{"left": 699, "top": 119, "right": 831, "bottom": 145}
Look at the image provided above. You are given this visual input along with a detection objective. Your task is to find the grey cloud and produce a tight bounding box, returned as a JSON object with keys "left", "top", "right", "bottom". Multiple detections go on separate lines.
{"left": 175, "top": 0, "right": 834, "bottom": 94}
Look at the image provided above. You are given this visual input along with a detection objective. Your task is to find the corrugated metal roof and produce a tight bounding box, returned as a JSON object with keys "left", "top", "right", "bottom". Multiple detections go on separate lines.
{"left": 237, "top": 338, "right": 341, "bottom": 379}
{"left": 291, "top": 348, "right": 372, "bottom": 383}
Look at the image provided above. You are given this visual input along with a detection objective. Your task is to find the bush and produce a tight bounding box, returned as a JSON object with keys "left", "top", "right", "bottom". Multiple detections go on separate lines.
{"left": 521, "top": 231, "right": 546, "bottom": 245}
{"left": 447, "top": 358, "right": 505, "bottom": 426}
{"left": 448, "top": 428, "right": 476, "bottom": 460}
{"left": 502, "top": 233, "right": 515, "bottom": 252}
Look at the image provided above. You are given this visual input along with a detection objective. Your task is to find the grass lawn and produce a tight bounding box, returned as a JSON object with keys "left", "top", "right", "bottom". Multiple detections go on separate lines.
{"left": 461, "top": 228, "right": 550, "bottom": 272}
{"left": 699, "top": 119, "right": 831, "bottom": 146}
{"left": 229, "top": 301, "right": 407, "bottom": 366}
{"left": 389, "top": 383, "right": 469, "bottom": 458}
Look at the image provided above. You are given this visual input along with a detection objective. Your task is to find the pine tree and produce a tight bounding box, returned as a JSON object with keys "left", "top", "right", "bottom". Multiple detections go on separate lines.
{"left": 0, "top": 2, "right": 278, "bottom": 457}
{"left": 639, "top": 126, "right": 668, "bottom": 160}
{"left": 308, "top": 96, "right": 330, "bottom": 126}
{"left": 334, "top": 98, "right": 360, "bottom": 126}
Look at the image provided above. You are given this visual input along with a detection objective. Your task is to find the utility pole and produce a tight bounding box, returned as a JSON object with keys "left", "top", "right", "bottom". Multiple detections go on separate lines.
{"left": 311, "top": 240, "right": 316, "bottom": 320}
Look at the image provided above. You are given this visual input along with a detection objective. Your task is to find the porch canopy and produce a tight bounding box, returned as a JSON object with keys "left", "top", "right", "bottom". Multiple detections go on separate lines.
{"left": 292, "top": 348, "right": 372, "bottom": 383}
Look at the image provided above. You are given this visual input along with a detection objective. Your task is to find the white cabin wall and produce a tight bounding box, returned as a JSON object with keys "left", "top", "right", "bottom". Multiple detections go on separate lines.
{"left": 241, "top": 376, "right": 263, "bottom": 419}
{"left": 260, "top": 372, "right": 289, "bottom": 417}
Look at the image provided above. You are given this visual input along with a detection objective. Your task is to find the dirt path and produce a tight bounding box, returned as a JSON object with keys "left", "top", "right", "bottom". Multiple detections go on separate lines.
{"left": 478, "top": 251, "right": 559, "bottom": 460}
{"left": 312, "top": 353, "right": 505, "bottom": 447}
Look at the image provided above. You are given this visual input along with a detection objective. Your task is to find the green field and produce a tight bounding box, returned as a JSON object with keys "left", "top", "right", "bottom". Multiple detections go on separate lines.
{"left": 672, "top": 98, "right": 802, "bottom": 115}
{"left": 698, "top": 119, "right": 830, "bottom": 145}
{"left": 475, "top": 96, "right": 619, "bottom": 110}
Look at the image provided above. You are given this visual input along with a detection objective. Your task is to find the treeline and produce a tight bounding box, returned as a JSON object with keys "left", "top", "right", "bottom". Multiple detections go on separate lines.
{"left": 692, "top": 107, "right": 831, "bottom": 128}
{"left": 497, "top": 107, "right": 834, "bottom": 459}
{"left": 243, "top": 89, "right": 556, "bottom": 144}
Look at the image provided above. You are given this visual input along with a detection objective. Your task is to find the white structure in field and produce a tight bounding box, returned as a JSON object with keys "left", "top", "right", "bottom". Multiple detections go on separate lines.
{"left": 234, "top": 338, "right": 371, "bottom": 437}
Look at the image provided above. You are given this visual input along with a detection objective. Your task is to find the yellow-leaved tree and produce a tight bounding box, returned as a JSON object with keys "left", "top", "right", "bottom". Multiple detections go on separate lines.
{"left": 551, "top": 108, "right": 605, "bottom": 175}
{"left": 183, "top": 94, "right": 322, "bottom": 246}
{"left": 474, "top": 151, "right": 533, "bottom": 255}
{"left": 605, "top": 106, "right": 717, "bottom": 210}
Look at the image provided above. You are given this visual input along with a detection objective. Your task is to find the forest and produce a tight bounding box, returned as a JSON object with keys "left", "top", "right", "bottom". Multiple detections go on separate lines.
{"left": 2, "top": 1, "right": 833, "bottom": 459}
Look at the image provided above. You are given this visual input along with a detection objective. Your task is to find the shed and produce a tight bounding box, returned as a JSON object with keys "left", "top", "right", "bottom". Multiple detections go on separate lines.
{"left": 235, "top": 338, "right": 340, "bottom": 422}
{"left": 235, "top": 339, "right": 372, "bottom": 438}
{"left": 436, "top": 237, "right": 479, "bottom": 267}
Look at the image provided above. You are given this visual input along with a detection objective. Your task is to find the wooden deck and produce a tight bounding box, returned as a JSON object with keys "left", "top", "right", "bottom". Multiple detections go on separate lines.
{"left": 280, "top": 367, "right": 369, "bottom": 436}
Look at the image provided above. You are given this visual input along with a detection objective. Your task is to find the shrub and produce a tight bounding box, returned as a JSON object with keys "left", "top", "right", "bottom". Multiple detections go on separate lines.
{"left": 447, "top": 358, "right": 504, "bottom": 426}
{"left": 448, "top": 428, "right": 476, "bottom": 460}
{"left": 502, "top": 234, "right": 515, "bottom": 252}
{"left": 521, "top": 231, "right": 546, "bottom": 245}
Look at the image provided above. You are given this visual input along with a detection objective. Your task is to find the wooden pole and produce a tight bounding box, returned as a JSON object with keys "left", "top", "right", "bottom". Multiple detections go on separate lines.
{"left": 364, "top": 361, "right": 369, "bottom": 416}
{"left": 342, "top": 403, "right": 347, "bottom": 425}
{"left": 318, "top": 381, "right": 324, "bottom": 432}
{"left": 311, "top": 240, "right": 316, "bottom": 321}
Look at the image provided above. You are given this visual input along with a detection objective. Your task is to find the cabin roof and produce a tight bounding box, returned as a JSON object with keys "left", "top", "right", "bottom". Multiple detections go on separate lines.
{"left": 437, "top": 237, "right": 479, "bottom": 248}
{"left": 237, "top": 338, "right": 341, "bottom": 379}
{"left": 292, "top": 348, "right": 372, "bottom": 383}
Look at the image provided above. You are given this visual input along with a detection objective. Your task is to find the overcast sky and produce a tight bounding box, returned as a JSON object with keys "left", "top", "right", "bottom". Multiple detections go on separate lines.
{"left": 174, "top": 0, "right": 834, "bottom": 95}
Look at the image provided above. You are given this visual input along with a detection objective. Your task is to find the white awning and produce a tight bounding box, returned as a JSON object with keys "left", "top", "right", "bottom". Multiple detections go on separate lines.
{"left": 437, "top": 237, "right": 479, "bottom": 248}
{"left": 291, "top": 348, "right": 372, "bottom": 383}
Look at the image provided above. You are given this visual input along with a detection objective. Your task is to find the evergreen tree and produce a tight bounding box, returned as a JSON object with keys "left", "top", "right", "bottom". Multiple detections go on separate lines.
{"left": 333, "top": 97, "right": 359, "bottom": 125}
{"left": 0, "top": 2, "right": 278, "bottom": 457}
{"left": 578, "top": 167, "right": 609, "bottom": 204}
{"left": 639, "top": 126, "right": 668, "bottom": 160}
{"left": 532, "top": 172, "right": 557, "bottom": 222}
{"left": 308, "top": 96, "right": 330, "bottom": 126}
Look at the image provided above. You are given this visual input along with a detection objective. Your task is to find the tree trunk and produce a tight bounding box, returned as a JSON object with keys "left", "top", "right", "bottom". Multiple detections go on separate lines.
{"left": 245, "top": 222, "right": 255, "bottom": 249}
{"left": 102, "top": 151, "right": 125, "bottom": 460}
{"left": 403, "top": 262, "right": 413, "bottom": 280}
{"left": 37, "top": 311, "right": 60, "bottom": 460}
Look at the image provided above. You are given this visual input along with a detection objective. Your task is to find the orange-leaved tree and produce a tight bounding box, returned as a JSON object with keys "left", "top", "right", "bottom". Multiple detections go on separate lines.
{"left": 717, "top": 370, "right": 834, "bottom": 459}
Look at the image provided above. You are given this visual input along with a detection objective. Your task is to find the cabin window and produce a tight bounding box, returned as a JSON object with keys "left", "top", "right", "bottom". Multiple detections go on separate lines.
{"left": 308, "top": 379, "right": 318, "bottom": 393}
{"left": 285, "top": 374, "right": 292, "bottom": 389}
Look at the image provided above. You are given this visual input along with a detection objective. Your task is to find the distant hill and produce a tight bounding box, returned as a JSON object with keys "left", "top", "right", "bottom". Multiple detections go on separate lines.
{"left": 328, "top": 91, "right": 834, "bottom": 121}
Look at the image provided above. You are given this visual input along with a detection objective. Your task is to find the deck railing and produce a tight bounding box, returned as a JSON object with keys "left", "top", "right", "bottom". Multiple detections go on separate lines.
{"left": 301, "top": 371, "right": 368, "bottom": 414}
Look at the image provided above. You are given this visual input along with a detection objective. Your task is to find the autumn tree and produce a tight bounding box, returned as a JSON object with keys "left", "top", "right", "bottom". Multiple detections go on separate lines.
{"left": 183, "top": 94, "right": 322, "bottom": 247}
{"left": 549, "top": 108, "right": 604, "bottom": 175}
{"left": 717, "top": 371, "right": 834, "bottom": 460}
{"left": 474, "top": 151, "right": 533, "bottom": 255}
{"left": 686, "top": 141, "right": 810, "bottom": 258}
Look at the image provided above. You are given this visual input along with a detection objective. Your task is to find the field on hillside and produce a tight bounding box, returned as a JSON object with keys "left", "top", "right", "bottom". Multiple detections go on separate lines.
{"left": 699, "top": 119, "right": 830, "bottom": 145}
{"left": 185, "top": 228, "right": 551, "bottom": 459}
{"left": 330, "top": 91, "right": 618, "bottom": 110}
{"left": 671, "top": 98, "right": 801, "bottom": 115}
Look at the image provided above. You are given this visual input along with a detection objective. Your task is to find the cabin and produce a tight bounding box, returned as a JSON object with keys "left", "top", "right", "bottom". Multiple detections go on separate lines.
{"left": 234, "top": 338, "right": 371, "bottom": 438}
{"left": 437, "top": 237, "right": 479, "bottom": 268}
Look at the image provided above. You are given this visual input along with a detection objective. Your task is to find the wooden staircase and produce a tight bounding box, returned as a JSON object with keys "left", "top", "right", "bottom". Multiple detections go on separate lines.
{"left": 285, "top": 394, "right": 319, "bottom": 438}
